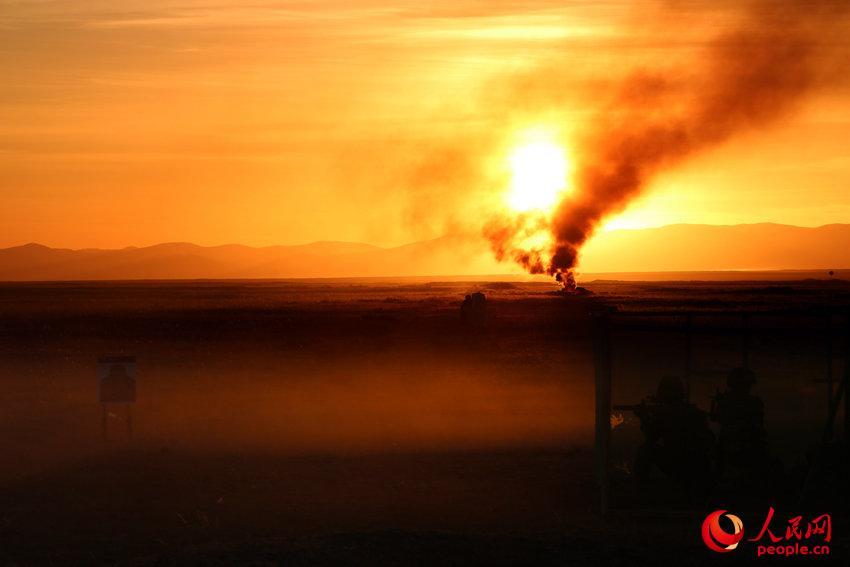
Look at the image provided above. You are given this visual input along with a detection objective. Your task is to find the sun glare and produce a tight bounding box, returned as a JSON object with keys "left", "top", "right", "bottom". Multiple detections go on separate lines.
{"left": 507, "top": 139, "right": 568, "bottom": 213}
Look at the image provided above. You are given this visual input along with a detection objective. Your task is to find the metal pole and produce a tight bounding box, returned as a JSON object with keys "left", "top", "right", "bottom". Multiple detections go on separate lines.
{"left": 826, "top": 315, "right": 833, "bottom": 414}
{"left": 684, "top": 314, "right": 693, "bottom": 403}
{"left": 102, "top": 403, "right": 108, "bottom": 441}
{"left": 841, "top": 311, "right": 850, "bottom": 445}
{"left": 593, "top": 311, "right": 612, "bottom": 517}
{"left": 741, "top": 313, "right": 750, "bottom": 369}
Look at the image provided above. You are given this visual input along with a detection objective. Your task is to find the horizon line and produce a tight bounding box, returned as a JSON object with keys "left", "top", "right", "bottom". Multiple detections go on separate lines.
{"left": 3, "top": 220, "right": 848, "bottom": 253}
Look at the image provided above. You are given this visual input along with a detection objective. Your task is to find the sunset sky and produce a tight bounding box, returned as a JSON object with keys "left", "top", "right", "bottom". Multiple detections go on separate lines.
{"left": 2, "top": 0, "right": 849, "bottom": 253}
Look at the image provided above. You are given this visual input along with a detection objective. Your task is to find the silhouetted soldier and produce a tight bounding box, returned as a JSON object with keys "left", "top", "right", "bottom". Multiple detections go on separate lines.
{"left": 710, "top": 367, "right": 767, "bottom": 479}
{"left": 460, "top": 292, "right": 487, "bottom": 328}
{"left": 634, "top": 376, "right": 714, "bottom": 493}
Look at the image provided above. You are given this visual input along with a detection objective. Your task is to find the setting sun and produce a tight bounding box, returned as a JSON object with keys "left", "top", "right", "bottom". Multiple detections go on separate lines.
{"left": 507, "top": 140, "right": 569, "bottom": 212}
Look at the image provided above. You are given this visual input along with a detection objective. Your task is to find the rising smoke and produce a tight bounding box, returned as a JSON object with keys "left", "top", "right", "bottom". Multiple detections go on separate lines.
{"left": 487, "top": 0, "right": 849, "bottom": 288}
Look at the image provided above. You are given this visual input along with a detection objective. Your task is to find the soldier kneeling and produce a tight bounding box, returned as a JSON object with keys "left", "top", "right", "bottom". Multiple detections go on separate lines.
{"left": 634, "top": 376, "right": 714, "bottom": 495}
{"left": 710, "top": 367, "right": 771, "bottom": 486}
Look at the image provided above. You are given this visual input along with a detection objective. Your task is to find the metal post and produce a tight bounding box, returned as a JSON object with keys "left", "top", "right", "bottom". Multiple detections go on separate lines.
{"left": 593, "top": 311, "right": 612, "bottom": 517}
{"left": 102, "top": 403, "right": 108, "bottom": 441}
{"left": 741, "top": 313, "right": 750, "bottom": 369}
{"left": 684, "top": 314, "right": 693, "bottom": 403}
{"left": 826, "top": 315, "right": 834, "bottom": 413}
{"left": 843, "top": 315, "right": 850, "bottom": 442}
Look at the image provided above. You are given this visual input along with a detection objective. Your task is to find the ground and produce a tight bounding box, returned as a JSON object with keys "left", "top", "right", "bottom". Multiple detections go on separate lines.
{"left": 0, "top": 277, "right": 848, "bottom": 564}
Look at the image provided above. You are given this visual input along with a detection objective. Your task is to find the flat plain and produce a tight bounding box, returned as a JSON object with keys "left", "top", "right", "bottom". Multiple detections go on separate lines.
{"left": 0, "top": 277, "right": 848, "bottom": 564}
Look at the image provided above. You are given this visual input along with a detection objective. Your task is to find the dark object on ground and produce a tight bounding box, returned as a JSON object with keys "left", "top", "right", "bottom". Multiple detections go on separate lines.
{"left": 549, "top": 286, "right": 593, "bottom": 297}
{"left": 460, "top": 292, "right": 487, "bottom": 328}
{"left": 100, "top": 363, "right": 136, "bottom": 403}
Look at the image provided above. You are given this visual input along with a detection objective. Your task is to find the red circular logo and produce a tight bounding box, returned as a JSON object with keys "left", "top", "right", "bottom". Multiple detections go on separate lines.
{"left": 702, "top": 510, "right": 745, "bottom": 552}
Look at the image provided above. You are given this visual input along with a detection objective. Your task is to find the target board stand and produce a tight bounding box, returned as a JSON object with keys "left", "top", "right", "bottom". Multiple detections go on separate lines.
{"left": 98, "top": 356, "right": 137, "bottom": 441}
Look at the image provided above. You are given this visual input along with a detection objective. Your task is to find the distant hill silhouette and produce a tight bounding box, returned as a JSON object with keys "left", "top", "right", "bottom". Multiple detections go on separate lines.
{"left": 579, "top": 223, "right": 850, "bottom": 273}
{"left": 0, "top": 223, "right": 847, "bottom": 281}
{"left": 0, "top": 238, "right": 504, "bottom": 281}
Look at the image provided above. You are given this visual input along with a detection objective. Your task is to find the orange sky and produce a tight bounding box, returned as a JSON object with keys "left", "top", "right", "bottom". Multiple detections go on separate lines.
{"left": 2, "top": 0, "right": 849, "bottom": 251}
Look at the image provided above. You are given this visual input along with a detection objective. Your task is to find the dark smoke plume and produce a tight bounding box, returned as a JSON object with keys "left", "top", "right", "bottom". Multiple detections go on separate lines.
{"left": 489, "top": 0, "right": 849, "bottom": 287}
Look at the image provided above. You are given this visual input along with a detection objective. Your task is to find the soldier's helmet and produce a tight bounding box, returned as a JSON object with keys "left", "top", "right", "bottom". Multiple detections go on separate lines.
{"left": 727, "top": 366, "right": 757, "bottom": 389}
{"left": 656, "top": 375, "right": 685, "bottom": 404}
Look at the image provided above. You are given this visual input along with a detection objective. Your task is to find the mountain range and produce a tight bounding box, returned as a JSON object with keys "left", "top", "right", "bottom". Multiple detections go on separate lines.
{"left": 0, "top": 223, "right": 847, "bottom": 281}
